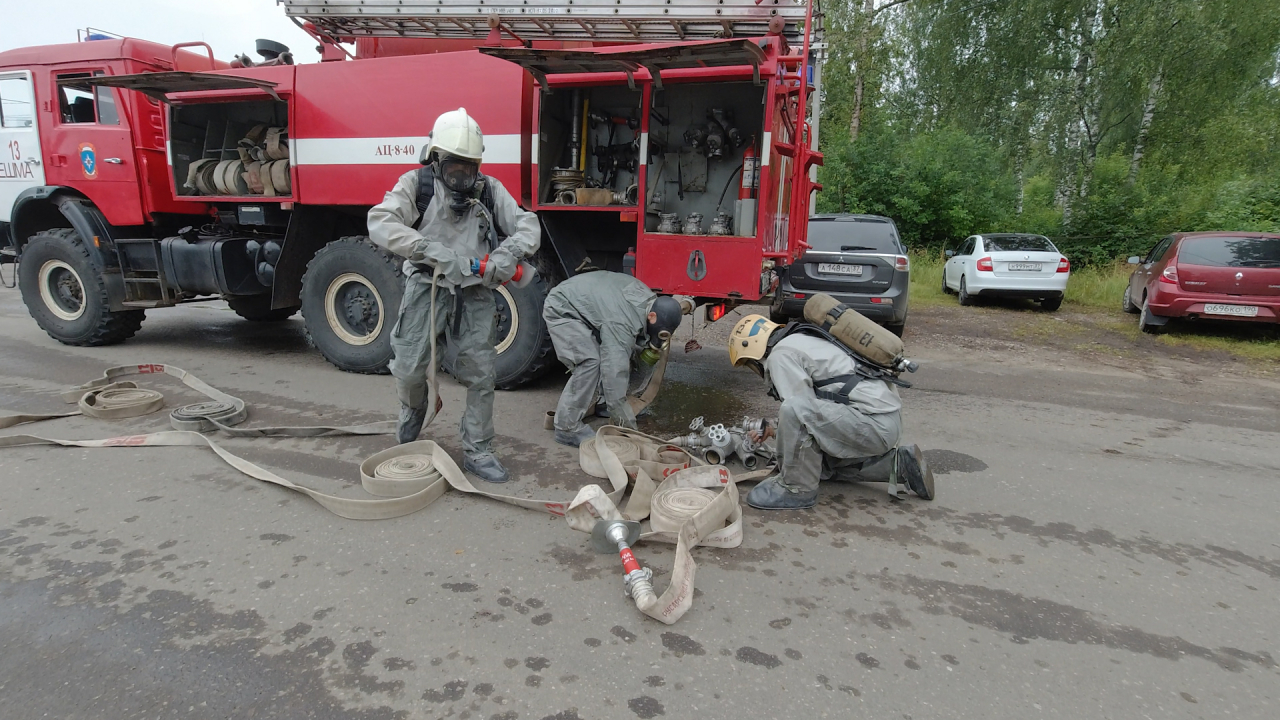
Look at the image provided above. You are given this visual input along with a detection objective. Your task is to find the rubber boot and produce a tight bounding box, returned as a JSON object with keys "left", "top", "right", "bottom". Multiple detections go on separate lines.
{"left": 397, "top": 403, "right": 427, "bottom": 445}
{"left": 745, "top": 477, "right": 818, "bottom": 510}
{"left": 464, "top": 452, "right": 510, "bottom": 484}
{"left": 555, "top": 425, "right": 597, "bottom": 448}
{"left": 898, "top": 444, "right": 935, "bottom": 500}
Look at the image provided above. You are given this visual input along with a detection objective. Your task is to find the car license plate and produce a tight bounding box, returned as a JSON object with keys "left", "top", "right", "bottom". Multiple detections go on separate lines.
{"left": 1204, "top": 303, "right": 1259, "bottom": 317}
{"left": 1008, "top": 262, "right": 1041, "bottom": 271}
{"left": 818, "top": 263, "right": 862, "bottom": 276}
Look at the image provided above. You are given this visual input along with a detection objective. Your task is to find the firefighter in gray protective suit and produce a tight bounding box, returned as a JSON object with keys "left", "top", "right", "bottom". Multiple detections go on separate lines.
{"left": 368, "top": 108, "right": 540, "bottom": 483}
{"left": 728, "top": 314, "right": 933, "bottom": 510}
{"left": 542, "top": 271, "right": 684, "bottom": 447}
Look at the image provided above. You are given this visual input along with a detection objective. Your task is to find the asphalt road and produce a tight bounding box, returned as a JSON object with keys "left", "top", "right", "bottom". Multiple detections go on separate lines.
{"left": 1, "top": 288, "right": 1277, "bottom": 720}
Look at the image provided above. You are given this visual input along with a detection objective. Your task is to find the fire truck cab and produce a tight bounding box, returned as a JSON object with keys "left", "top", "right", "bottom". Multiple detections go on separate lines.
{"left": 0, "top": 2, "right": 821, "bottom": 388}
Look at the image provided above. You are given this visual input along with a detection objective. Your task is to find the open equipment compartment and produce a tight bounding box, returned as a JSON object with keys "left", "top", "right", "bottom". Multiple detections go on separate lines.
{"left": 537, "top": 84, "right": 643, "bottom": 207}
{"left": 645, "top": 80, "right": 764, "bottom": 238}
{"left": 168, "top": 99, "right": 292, "bottom": 199}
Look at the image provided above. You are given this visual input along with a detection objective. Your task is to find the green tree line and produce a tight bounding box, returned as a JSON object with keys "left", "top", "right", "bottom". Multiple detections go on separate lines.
{"left": 814, "top": 0, "right": 1280, "bottom": 264}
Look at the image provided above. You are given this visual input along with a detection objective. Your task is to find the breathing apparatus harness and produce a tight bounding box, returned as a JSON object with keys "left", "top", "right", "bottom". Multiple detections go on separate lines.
{"left": 415, "top": 163, "right": 502, "bottom": 252}
{"left": 764, "top": 322, "right": 916, "bottom": 405}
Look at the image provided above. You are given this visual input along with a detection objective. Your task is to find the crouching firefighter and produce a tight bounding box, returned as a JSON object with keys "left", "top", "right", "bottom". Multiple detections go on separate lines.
{"left": 368, "top": 107, "right": 540, "bottom": 483}
{"left": 728, "top": 309, "right": 934, "bottom": 510}
{"left": 542, "top": 271, "right": 684, "bottom": 447}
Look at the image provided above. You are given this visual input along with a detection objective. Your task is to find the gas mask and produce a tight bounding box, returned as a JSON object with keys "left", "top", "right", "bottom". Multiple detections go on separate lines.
{"left": 439, "top": 155, "right": 480, "bottom": 193}
{"left": 639, "top": 296, "right": 684, "bottom": 365}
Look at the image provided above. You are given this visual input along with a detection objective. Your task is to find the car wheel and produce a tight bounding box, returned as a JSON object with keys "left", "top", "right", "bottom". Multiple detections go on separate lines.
{"left": 1121, "top": 285, "right": 1140, "bottom": 314}
{"left": 885, "top": 322, "right": 905, "bottom": 338}
{"left": 18, "top": 229, "right": 145, "bottom": 346}
{"left": 1040, "top": 296, "right": 1063, "bottom": 312}
{"left": 958, "top": 276, "right": 974, "bottom": 306}
{"left": 1139, "top": 298, "right": 1163, "bottom": 335}
{"left": 769, "top": 306, "right": 790, "bottom": 324}
{"left": 941, "top": 272, "right": 951, "bottom": 295}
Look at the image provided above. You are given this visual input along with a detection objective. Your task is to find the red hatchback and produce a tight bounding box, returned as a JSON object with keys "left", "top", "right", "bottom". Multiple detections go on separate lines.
{"left": 1124, "top": 232, "right": 1280, "bottom": 333}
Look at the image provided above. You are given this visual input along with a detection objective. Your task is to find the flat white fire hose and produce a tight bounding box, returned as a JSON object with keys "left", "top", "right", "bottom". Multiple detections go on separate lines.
{"left": 0, "top": 284, "right": 762, "bottom": 623}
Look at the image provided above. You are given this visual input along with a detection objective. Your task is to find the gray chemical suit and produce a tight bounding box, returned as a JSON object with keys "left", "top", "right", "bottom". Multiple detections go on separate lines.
{"left": 368, "top": 169, "right": 540, "bottom": 455}
{"left": 763, "top": 333, "right": 904, "bottom": 492}
{"left": 542, "top": 271, "right": 656, "bottom": 432}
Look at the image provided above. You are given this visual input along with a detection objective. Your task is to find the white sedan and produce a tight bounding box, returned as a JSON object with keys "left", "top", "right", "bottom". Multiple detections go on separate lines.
{"left": 943, "top": 233, "right": 1071, "bottom": 311}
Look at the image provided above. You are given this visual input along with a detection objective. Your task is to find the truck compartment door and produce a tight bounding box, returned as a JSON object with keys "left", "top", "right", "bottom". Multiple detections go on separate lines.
{"left": 0, "top": 70, "right": 45, "bottom": 223}
{"left": 481, "top": 38, "right": 767, "bottom": 91}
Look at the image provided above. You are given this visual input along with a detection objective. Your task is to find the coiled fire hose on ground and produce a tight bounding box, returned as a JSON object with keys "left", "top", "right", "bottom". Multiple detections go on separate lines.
{"left": 0, "top": 284, "right": 763, "bottom": 623}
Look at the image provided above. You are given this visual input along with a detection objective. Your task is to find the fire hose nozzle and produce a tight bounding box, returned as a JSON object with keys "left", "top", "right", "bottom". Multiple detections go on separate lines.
{"left": 470, "top": 256, "right": 538, "bottom": 289}
{"left": 590, "top": 520, "right": 657, "bottom": 606}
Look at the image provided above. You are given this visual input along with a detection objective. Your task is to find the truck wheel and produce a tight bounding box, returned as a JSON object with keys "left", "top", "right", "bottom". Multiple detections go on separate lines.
{"left": 18, "top": 228, "right": 145, "bottom": 346}
{"left": 300, "top": 236, "right": 403, "bottom": 374}
{"left": 444, "top": 269, "right": 558, "bottom": 390}
{"left": 226, "top": 294, "right": 299, "bottom": 322}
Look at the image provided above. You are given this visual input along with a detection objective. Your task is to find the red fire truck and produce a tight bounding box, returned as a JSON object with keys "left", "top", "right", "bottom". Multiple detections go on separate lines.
{"left": 0, "top": 1, "right": 821, "bottom": 388}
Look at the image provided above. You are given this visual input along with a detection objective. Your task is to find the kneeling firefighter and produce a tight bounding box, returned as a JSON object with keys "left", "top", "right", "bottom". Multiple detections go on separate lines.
{"left": 542, "top": 271, "right": 684, "bottom": 447}
{"left": 729, "top": 297, "right": 933, "bottom": 510}
{"left": 368, "top": 107, "right": 540, "bottom": 483}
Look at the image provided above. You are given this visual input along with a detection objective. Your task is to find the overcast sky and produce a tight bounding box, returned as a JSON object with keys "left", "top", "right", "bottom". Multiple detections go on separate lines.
{"left": 1, "top": 1, "right": 323, "bottom": 63}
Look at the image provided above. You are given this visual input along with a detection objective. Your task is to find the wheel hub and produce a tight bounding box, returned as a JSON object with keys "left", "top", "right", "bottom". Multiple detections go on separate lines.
{"left": 324, "top": 273, "right": 384, "bottom": 347}
{"left": 38, "top": 259, "right": 87, "bottom": 322}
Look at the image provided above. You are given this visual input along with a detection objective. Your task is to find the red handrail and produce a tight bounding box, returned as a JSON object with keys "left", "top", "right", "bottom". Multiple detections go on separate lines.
{"left": 170, "top": 42, "right": 216, "bottom": 71}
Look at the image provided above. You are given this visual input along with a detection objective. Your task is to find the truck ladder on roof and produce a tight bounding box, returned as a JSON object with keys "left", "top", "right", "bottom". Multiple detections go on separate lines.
{"left": 281, "top": 0, "right": 821, "bottom": 47}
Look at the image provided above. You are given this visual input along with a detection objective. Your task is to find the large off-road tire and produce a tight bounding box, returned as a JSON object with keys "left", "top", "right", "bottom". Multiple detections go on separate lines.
{"left": 301, "top": 236, "right": 403, "bottom": 374}
{"left": 18, "top": 228, "right": 144, "bottom": 346}
{"left": 444, "top": 269, "right": 558, "bottom": 390}
{"left": 226, "top": 294, "right": 300, "bottom": 322}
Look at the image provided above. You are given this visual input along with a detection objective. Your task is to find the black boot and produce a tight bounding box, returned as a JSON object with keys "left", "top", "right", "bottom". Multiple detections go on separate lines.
{"left": 897, "top": 444, "right": 935, "bottom": 500}
{"left": 397, "top": 404, "right": 427, "bottom": 445}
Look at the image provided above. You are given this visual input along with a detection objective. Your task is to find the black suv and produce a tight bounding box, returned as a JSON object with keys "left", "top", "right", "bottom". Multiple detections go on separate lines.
{"left": 770, "top": 214, "right": 911, "bottom": 336}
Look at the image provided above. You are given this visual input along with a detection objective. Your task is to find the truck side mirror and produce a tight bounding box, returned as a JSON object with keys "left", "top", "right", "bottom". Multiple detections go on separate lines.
{"left": 944, "top": 250, "right": 955, "bottom": 258}
{"left": 1127, "top": 256, "right": 1141, "bottom": 264}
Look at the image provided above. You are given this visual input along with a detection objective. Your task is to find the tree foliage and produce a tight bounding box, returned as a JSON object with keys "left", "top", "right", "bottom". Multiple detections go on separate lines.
{"left": 815, "top": 0, "right": 1280, "bottom": 261}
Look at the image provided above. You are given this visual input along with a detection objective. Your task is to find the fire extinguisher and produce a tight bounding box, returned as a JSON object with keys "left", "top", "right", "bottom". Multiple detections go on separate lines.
{"left": 740, "top": 144, "right": 758, "bottom": 201}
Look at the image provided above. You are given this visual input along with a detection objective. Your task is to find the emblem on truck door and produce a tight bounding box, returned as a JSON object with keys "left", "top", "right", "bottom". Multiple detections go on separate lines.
{"left": 687, "top": 250, "right": 707, "bottom": 281}
{"left": 79, "top": 143, "right": 97, "bottom": 179}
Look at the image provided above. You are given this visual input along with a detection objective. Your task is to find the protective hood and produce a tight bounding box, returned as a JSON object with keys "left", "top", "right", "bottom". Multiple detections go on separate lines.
{"left": 646, "top": 296, "right": 683, "bottom": 348}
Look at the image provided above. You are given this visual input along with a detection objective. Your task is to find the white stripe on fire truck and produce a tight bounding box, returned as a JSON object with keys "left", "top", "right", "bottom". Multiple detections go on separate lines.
{"left": 292, "top": 135, "right": 522, "bottom": 166}
{"left": 761, "top": 132, "right": 771, "bottom": 167}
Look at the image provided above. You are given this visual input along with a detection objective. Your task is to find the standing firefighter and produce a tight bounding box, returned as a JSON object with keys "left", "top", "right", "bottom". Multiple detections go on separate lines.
{"left": 368, "top": 108, "right": 540, "bottom": 483}
{"left": 542, "top": 271, "right": 684, "bottom": 447}
{"left": 728, "top": 313, "right": 934, "bottom": 510}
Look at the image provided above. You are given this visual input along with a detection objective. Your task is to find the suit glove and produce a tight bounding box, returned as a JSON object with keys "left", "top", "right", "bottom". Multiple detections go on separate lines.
{"left": 409, "top": 242, "right": 469, "bottom": 285}
{"left": 482, "top": 246, "right": 520, "bottom": 287}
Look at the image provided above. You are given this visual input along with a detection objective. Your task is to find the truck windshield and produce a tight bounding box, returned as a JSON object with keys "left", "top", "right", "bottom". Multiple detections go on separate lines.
{"left": 1178, "top": 236, "right": 1280, "bottom": 268}
{"left": 807, "top": 219, "right": 902, "bottom": 253}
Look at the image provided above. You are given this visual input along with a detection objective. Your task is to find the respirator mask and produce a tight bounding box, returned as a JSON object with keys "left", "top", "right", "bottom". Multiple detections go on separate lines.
{"left": 639, "top": 296, "right": 684, "bottom": 366}
{"left": 438, "top": 155, "right": 481, "bottom": 213}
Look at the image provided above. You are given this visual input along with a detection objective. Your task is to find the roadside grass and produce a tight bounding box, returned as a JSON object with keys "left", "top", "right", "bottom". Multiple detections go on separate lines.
{"left": 909, "top": 250, "right": 1279, "bottom": 364}
{"left": 907, "top": 251, "right": 950, "bottom": 307}
{"left": 1063, "top": 262, "right": 1131, "bottom": 310}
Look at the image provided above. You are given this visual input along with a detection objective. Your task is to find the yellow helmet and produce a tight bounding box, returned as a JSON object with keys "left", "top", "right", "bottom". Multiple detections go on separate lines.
{"left": 729, "top": 314, "right": 779, "bottom": 377}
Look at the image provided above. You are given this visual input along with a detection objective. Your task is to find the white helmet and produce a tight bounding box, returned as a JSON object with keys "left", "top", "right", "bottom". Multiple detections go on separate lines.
{"left": 424, "top": 107, "right": 484, "bottom": 163}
